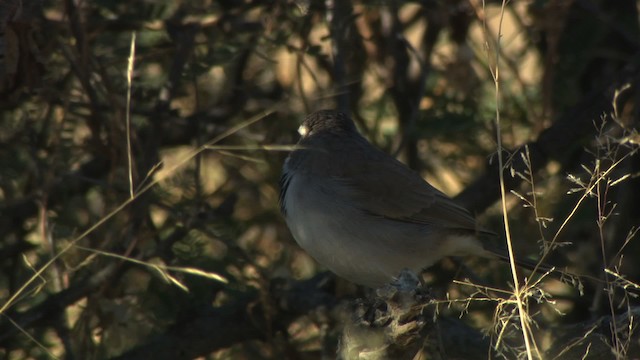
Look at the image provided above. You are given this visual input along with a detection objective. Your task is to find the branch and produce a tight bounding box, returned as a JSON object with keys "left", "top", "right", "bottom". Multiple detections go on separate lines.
{"left": 111, "top": 274, "right": 338, "bottom": 360}
{"left": 0, "top": 263, "right": 119, "bottom": 345}
{"left": 456, "top": 55, "right": 640, "bottom": 213}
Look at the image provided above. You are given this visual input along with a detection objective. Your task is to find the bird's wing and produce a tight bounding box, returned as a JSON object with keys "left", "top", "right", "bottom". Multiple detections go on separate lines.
{"left": 332, "top": 148, "right": 480, "bottom": 232}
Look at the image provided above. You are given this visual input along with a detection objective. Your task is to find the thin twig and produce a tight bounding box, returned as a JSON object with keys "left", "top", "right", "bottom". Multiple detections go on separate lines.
{"left": 483, "top": 1, "right": 536, "bottom": 359}
{"left": 126, "top": 32, "right": 136, "bottom": 198}
{"left": 0, "top": 110, "right": 275, "bottom": 315}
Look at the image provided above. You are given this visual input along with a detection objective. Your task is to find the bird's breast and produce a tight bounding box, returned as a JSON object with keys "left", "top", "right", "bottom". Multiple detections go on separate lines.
{"left": 282, "top": 171, "right": 472, "bottom": 286}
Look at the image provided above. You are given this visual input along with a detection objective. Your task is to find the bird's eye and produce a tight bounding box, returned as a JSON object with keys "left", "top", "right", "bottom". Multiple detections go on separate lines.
{"left": 298, "top": 124, "right": 310, "bottom": 137}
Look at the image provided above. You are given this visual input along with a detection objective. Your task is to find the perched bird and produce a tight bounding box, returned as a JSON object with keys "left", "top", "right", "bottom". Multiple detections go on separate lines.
{"left": 280, "top": 110, "right": 531, "bottom": 287}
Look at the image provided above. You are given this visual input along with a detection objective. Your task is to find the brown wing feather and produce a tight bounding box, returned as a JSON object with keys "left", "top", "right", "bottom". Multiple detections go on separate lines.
{"left": 342, "top": 160, "right": 478, "bottom": 231}
{"left": 302, "top": 134, "right": 480, "bottom": 232}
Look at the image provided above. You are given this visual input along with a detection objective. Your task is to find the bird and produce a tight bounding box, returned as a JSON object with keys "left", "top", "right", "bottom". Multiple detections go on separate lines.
{"left": 280, "top": 110, "right": 539, "bottom": 287}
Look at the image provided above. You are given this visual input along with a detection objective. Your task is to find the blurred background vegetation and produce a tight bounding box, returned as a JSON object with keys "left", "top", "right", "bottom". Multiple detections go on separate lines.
{"left": 1, "top": 0, "right": 640, "bottom": 359}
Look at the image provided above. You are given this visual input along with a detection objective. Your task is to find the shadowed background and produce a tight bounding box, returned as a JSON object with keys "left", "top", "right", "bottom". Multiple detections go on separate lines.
{"left": 1, "top": 0, "right": 639, "bottom": 358}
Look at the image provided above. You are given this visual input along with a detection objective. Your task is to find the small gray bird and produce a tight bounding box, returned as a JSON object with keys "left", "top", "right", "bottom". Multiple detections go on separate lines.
{"left": 280, "top": 110, "right": 518, "bottom": 287}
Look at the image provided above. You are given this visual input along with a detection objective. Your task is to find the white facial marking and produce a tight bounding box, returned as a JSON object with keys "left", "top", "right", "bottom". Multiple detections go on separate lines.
{"left": 298, "top": 124, "right": 309, "bottom": 137}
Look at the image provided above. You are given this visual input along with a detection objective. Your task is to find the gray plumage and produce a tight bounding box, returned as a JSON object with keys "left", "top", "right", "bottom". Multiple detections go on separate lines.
{"left": 280, "top": 110, "right": 497, "bottom": 287}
